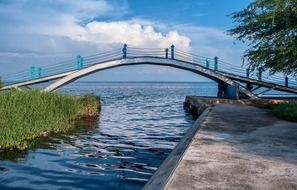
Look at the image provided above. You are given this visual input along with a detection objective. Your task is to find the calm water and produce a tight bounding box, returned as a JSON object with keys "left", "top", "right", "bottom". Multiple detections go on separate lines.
{"left": 0, "top": 82, "right": 217, "bottom": 190}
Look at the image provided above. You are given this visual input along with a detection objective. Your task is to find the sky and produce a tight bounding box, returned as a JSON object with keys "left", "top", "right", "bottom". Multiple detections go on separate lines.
{"left": 0, "top": 0, "right": 252, "bottom": 82}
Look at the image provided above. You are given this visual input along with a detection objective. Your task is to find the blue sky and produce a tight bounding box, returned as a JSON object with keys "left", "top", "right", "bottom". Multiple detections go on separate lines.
{"left": 0, "top": 0, "right": 252, "bottom": 82}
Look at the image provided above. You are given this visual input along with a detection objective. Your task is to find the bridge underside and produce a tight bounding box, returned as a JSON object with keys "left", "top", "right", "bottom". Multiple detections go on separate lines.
{"left": 3, "top": 57, "right": 297, "bottom": 100}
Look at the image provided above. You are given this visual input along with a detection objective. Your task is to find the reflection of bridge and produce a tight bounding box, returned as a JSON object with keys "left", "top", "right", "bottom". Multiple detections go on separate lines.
{"left": 2, "top": 45, "right": 297, "bottom": 99}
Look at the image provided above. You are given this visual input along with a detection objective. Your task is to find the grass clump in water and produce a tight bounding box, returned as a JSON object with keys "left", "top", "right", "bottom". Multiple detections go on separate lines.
{"left": 0, "top": 90, "right": 100, "bottom": 150}
{"left": 267, "top": 102, "right": 297, "bottom": 122}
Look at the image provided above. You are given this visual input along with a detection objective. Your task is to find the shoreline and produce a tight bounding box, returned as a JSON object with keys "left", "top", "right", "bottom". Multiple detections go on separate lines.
{"left": 0, "top": 90, "right": 100, "bottom": 150}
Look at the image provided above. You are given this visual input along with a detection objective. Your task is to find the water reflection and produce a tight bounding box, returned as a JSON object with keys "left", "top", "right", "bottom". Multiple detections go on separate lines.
{"left": 0, "top": 82, "right": 217, "bottom": 190}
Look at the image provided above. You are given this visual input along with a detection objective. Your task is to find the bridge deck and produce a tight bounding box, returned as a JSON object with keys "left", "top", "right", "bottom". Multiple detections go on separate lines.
{"left": 2, "top": 56, "right": 297, "bottom": 97}
{"left": 219, "top": 71, "right": 297, "bottom": 94}
{"left": 2, "top": 71, "right": 74, "bottom": 90}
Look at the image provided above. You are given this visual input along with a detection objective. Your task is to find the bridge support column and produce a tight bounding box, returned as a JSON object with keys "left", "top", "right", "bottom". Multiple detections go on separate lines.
{"left": 217, "top": 82, "right": 239, "bottom": 100}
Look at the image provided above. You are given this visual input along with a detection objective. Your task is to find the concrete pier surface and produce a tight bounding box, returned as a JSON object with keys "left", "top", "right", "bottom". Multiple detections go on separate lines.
{"left": 167, "top": 104, "right": 297, "bottom": 190}
{"left": 144, "top": 97, "right": 297, "bottom": 190}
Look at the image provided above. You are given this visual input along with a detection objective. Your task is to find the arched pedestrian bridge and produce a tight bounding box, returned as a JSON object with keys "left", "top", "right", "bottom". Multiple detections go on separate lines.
{"left": 2, "top": 45, "right": 297, "bottom": 99}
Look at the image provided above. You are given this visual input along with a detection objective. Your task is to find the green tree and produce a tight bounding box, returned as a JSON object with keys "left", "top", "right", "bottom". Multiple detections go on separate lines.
{"left": 228, "top": 0, "right": 297, "bottom": 75}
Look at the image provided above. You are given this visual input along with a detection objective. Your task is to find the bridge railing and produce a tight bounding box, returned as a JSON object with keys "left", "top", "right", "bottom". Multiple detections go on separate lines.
{"left": 2, "top": 44, "right": 297, "bottom": 88}
{"left": 173, "top": 48, "right": 297, "bottom": 87}
{"left": 125, "top": 45, "right": 297, "bottom": 88}
{"left": 2, "top": 48, "right": 123, "bottom": 85}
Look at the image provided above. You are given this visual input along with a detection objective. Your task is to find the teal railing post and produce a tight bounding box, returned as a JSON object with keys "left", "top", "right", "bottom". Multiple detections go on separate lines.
{"left": 38, "top": 67, "right": 42, "bottom": 78}
{"left": 246, "top": 68, "right": 250, "bottom": 78}
{"left": 285, "top": 76, "right": 289, "bottom": 87}
{"left": 214, "top": 56, "right": 218, "bottom": 71}
{"left": 165, "top": 48, "right": 169, "bottom": 59}
{"left": 258, "top": 67, "right": 262, "bottom": 81}
{"left": 77, "top": 55, "right": 82, "bottom": 70}
{"left": 206, "top": 59, "right": 209, "bottom": 69}
{"left": 171, "top": 45, "right": 175, "bottom": 59}
{"left": 30, "top": 65, "right": 35, "bottom": 79}
{"left": 123, "top": 44, "right": 127, "bottom": 59}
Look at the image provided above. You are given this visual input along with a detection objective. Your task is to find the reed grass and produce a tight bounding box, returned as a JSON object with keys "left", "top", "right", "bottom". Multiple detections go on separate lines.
{"left": 0, "top": 90, "right": 99, "bottom": 150}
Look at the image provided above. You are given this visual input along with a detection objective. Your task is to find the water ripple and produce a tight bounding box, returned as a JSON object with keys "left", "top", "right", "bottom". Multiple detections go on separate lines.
{"left": 0, "top": 82, "right": 217, "bottom": 190}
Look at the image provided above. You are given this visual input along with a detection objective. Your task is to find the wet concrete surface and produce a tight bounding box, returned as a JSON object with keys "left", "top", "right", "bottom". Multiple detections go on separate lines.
{"left": 165, "top": 104, "right": 297, "bottom": 190}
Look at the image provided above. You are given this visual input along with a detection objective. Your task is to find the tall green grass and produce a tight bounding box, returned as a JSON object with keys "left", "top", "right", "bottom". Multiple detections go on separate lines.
{"left": 0, "top": 90, "right": 99, "bottom": 150}
{"left": 267, "top": 102, "right": 297, "bottom": 122}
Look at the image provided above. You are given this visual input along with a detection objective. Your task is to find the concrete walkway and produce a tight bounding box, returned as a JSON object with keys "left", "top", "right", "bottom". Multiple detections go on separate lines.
{"left": 165, "top": 104, "right": 297, "bottom": 190}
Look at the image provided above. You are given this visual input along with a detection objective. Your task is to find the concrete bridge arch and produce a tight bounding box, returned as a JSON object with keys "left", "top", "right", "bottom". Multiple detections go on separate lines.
{"left": 44, "top": 57, "right": 257, "bottom": 99}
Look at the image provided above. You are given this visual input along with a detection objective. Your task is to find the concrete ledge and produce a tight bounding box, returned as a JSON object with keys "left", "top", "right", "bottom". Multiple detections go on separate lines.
{"left": 142, "top": 107, "right": 212, "bottom": 190}
{"left": 183, "top": 96, "right": 291, "bottom": 118}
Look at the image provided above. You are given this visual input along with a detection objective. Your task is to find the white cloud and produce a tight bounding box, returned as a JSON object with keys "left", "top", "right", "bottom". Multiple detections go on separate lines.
{"left": 0, "top": 1, "right": 190, "bottom": 52}
{"left": 169, "top": 24, "right": 246, "bottom": 65}
{"left": 0, "top": 0, "right": 192, "bottom": 78}
{"left": 73, "top": 21, "right": 191, "bottom": 50}
{"left": 0, "top": 0, "right": 246, "bottom": 81}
